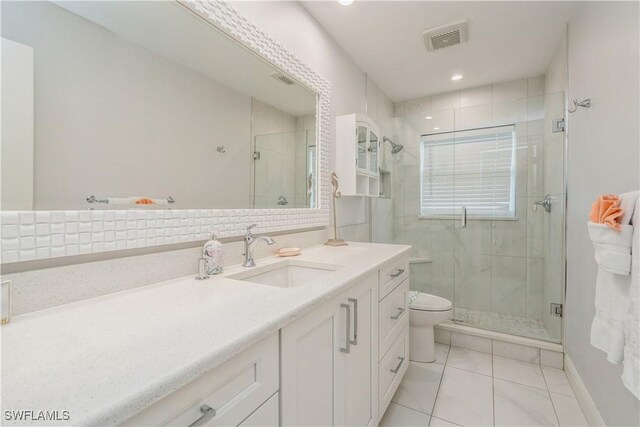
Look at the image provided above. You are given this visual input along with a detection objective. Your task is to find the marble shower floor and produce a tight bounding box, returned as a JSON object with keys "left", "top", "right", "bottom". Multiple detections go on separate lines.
{"left": 450, "top": 307, "right": 554, "bottom": 342}
{"left": 380, "top": 344, "right": 588, "bottom": 427}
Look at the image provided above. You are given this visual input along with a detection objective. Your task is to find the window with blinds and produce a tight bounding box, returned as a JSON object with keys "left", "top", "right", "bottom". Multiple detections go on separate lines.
{"left": 420, "top": 125, "right": 516, "bottom": 219}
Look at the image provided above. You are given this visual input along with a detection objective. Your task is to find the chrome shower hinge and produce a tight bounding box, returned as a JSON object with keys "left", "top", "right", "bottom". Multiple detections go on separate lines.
{"left": 552, "top": 118, "right": 565, "bottom": 133}
{"left": 551, "top": 303, "right": 563, "bottom": 317}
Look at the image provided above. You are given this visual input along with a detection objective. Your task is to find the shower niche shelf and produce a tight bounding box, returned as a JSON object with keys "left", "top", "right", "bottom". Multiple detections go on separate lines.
{"left": 336, "top": 113, "right": 381, "bottom": 197}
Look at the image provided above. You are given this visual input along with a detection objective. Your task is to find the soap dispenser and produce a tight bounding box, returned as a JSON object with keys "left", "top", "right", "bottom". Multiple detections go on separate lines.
{"left": 202, "top": 233, "right": 224, "bottom": 275}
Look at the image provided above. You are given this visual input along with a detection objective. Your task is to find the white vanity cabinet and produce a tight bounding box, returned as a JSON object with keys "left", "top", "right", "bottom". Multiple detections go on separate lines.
{"left": 121, "top": 333, "right": 279, "bottom": 427}
{"left": 280, "top": 271, "right": 378, "bottom": 427}
{"left": 120, "top": 252, "right": 410, "bottom": 427}
{"left": 335, "top": 114, "right": 381, "bottom": 197}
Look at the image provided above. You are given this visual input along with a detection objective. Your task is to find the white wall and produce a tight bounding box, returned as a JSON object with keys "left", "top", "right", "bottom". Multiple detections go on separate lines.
{"left": 1, "top": 38, "right": 34, "bottom": 210}
{"left": 3, "top": 1, "right": 252, "bottom": 210}
{"left": 565, "top": 2, "right": 640, "bottom": 425}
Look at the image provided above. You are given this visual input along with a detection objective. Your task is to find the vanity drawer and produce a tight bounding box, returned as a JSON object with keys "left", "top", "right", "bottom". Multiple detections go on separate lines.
{"left": 379, "top": 278, "right": 409, "bottom": 360}
{"left": 379, "top": 256, "right": 409, "bottom": 300}
{"left": 378, "top": 325, "right": 409, "bottom": 416}
{"left": 122, "top": 333, "right": 279, "bottom": 427}
{"left": 239, "top": 392, "right": 279, "bottom": 427}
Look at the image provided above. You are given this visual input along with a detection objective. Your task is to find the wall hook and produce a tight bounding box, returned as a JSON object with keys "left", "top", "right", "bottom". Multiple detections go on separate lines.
{"left": 567, "top": 98, "right": 591, "bottom": 113}
{"left": 216, "top": 146, "right": 226, "bottom": 154}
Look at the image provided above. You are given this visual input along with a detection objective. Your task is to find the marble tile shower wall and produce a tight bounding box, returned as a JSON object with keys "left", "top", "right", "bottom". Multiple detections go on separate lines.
{"left": 391, "top": 77, "right": 565, "bottom": 324}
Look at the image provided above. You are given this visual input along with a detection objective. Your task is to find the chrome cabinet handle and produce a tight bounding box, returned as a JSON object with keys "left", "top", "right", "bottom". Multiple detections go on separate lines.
{"left": 348, "top": 298, "right": 358, "bottom": 345}
{"left": 189, "top": 405, "right": 216, "bottom": 427}
{"left": 340, "top": 303, "right": 351, "bottom": 353}
{"left": 390, "top": 307, "right": 405, "bottom": 320}
{"left": 390, "top": 268, "right": 405, "bottom": 278}
{"left": 390, "top": 357, "right": 405, "bottom": 374}
{"left": 461, "top": 206, "right": 467, "bottom": 228}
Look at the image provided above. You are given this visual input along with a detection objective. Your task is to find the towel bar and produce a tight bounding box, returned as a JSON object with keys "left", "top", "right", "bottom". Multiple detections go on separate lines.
{"left": 86, "top": 195, "right": 176, "bottom": 204}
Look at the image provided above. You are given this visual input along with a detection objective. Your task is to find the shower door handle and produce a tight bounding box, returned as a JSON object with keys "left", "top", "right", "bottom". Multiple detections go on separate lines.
{"left": 461, "top": 207, "right": 467, "bottom": 228}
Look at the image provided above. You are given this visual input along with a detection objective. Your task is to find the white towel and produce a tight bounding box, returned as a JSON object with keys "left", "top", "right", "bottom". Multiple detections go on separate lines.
{"left": 588, "top": 222, "right": 634, "bottom": 275}
{"left": 619, "top": 191, "right": 640, "bottom": 226}
{"left": 623, "top": 198, "right": 640, "bottom": 399}
{"left": 106, "top": 198, "right": 130, "bottom": 205}
{"left": 589, "top": 221, "right": 634, "bottom": 364}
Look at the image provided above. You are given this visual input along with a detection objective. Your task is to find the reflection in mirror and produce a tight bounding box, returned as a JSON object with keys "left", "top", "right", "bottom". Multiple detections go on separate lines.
{"left": 1, "top": 1, "right": 317, "bottom": 211}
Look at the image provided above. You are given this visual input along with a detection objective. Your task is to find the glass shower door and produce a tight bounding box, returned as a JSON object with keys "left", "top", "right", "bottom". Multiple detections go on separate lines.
{"left": 452, "top": 125, "right": 517, "bottom": 328}
{"left": 448, "top": 93, "right": 565, "bottom": 343}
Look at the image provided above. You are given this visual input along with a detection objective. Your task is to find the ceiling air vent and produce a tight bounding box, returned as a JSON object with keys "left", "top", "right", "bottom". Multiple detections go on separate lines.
{"left": 422, "top": 20, "right": 469, "bottom": 51}
{"left": 270, "top": 72, "right": 296, "bottom": 86}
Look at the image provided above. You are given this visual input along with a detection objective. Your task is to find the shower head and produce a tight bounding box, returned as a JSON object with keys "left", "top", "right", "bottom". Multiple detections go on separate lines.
{"left": 384, "top": 137, "right": 404, "bottom": 155}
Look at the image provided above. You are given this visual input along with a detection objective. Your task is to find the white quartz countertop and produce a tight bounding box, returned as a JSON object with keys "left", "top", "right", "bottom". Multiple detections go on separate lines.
{"left": 1, "top": 242, "right": 410, "bottom": 426}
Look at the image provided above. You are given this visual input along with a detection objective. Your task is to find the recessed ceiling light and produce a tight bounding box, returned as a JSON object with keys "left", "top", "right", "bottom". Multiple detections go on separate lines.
{"left": 338, "top": 0, "right": 354, "bottom": 5}
{"left": 433, "top": 127, "right": 440, "bottom": 130}
{"left": 425, "top": 116, "right": 433, "bottom": 120}
{"left": 451, "top": 74, "right": 463, "bottom": 81}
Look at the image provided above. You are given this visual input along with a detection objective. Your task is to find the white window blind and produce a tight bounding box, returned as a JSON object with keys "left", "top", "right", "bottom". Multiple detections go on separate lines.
{"left": 420, "top": 125, "right": 516, "bottom": 219}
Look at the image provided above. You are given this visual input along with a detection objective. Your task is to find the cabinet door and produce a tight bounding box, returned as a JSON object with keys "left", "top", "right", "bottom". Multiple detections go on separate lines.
{"left": 368, "top": 129, "right": 379, "bottom": 175}
{"left": 344, "top": 272, "right": 378, "bottom": 427}
{"left": 356, "top": 125, "right": 369, "bottom": 174}
{"left": 281, "top": 298, "right": 347, "bottom": 426}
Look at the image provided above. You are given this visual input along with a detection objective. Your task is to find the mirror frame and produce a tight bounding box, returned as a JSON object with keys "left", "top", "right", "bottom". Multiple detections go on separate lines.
{"left": 0, "top": 0, "right": 330, "bottom": 264}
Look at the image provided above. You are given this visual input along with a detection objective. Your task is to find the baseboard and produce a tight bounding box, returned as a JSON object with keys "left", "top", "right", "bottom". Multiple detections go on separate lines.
{"left": 564, "top": 353, "right": 606, "bottom": 426}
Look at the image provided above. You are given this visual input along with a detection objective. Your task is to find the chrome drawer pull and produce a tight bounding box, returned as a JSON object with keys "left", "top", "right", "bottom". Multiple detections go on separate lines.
{"left": 390, "top": 356, "right": 405, "bottom": 374}
{"left": 189, "top": 405, "right": 216, "bottom": 427}
{"left": 340, "top": 303, "right": 351, "bottom": 353}
{"left": 390, "top": 268, "right": 405, "bottom": 278}
{"left": 390, "top": 307, "right": 405, "bottom": 320}
{"left": 348, "top": 298, "right": 358, "bottom": 345}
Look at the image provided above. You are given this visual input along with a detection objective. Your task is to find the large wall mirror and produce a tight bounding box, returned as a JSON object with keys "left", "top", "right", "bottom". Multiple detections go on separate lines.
{"left": 0, "top": 1, "right": 330, "bottom": 264}
{"left": 2, "top": 0, "right": 318, "bottom": 211}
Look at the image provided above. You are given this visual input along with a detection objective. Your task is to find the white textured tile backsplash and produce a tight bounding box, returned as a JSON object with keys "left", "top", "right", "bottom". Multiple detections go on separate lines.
{"left": 3, "top": 228, "right": 329, "bottom": 316}
{"left": 1, "top": 208, "right": 328, "bottom": 264}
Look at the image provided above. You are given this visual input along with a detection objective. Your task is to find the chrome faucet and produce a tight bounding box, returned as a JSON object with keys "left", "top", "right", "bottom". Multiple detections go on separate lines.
{"left": 243, "top": 224, "right": 275, "bottom": 267}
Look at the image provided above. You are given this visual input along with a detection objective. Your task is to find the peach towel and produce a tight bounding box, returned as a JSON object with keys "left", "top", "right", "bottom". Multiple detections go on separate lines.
{"left": 589, "top": 194, "right": 623, "bottom": 230}
{"left": 135, "top": 198, "right": 156, "bottom": 205}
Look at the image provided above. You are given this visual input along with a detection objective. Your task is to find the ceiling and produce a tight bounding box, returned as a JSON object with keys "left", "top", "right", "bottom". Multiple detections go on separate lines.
{"left": 302, "top": 1, "right": 577, "bottom": 101}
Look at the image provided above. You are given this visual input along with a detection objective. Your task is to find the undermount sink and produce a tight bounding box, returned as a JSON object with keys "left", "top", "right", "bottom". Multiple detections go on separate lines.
{"left": 228, "top": 260, "right": 342, "bottom": 288}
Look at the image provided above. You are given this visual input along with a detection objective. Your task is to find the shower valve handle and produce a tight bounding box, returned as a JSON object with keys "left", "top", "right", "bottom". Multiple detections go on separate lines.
{"left": 533, "top": 194, "right": 552, "bottom": 213}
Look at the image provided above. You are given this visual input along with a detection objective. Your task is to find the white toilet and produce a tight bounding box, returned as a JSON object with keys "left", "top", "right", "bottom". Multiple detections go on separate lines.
{"left": 409, "top": 291, "right": 453, "bottom": 363}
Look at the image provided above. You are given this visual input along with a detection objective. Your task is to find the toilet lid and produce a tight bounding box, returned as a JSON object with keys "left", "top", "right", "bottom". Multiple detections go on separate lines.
{"left": 409, "top": 291, "right": 452, "bottom": 311}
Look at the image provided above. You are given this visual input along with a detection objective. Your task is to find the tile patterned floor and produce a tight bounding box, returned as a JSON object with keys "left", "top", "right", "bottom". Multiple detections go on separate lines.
{"left": 451, "top": 308, "right": 554, "bottom": 342}
{"left": 380, "top": 343, "right": 589, "bottom": 427}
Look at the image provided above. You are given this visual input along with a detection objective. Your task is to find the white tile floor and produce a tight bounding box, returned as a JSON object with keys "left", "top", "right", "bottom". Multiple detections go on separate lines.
{"left": 380, "top": 343, "right": 589, "bottom": 427}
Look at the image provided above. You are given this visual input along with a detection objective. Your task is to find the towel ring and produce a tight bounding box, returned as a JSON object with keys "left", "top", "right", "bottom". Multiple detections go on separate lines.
{"left": 568, "top": 98, "right": 591, "bottom": 113}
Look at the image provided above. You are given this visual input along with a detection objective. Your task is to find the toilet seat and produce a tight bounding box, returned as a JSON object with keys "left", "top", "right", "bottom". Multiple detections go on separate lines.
{"left": 409, "top": 291, "right": 452, "bottom": 312}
